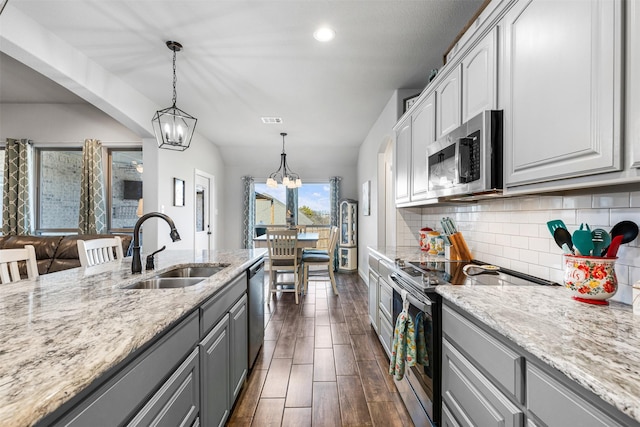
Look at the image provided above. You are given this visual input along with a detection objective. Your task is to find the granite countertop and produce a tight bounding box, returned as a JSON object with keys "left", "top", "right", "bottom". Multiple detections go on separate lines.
{"left": 369, "top": 246, "right": 640, "bottom": 424}
{"left": 0, "top": 248, "right": 266, "bottom": 427}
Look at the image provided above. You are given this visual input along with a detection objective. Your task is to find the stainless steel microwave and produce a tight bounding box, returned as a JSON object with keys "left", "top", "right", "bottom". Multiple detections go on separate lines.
{"left": 426, "top": 110, "right": 503, "bottom": 199}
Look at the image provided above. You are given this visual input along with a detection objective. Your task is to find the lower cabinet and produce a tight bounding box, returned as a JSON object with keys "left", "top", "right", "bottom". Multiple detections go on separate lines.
{"left": 229, "top": 294, "right": 248, "bottom": 402}
{"left": 368, "top": 269, "right": 379, "bottom": 333}
{"left": 200, "top": 314, "right": 230, "bottom": 427}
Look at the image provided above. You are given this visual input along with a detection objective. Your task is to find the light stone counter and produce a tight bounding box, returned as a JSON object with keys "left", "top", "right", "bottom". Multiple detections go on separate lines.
{"left": 369, "top": 246, "right": 640, "bottom": 424}
{"left": 0, "top": 248, "right": 266, "bottom": 426}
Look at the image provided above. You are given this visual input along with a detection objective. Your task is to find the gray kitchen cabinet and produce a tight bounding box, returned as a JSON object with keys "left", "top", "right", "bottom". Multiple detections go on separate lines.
{"left": 229, "top": 294, "right": 248, "bottom": 402}
{"left": 526, "top": 364, "right": 626, "bottom": 427}
{"left": 395, "top": 116, "right": 412, "bottom": 204}
{"left": 410, "top": 91, "right": 436, "bottom": 202}
{"left": 51, "top": 311, "right": 200, "bottom": 426}
{"left": 435, "top": 65, "right": 461, "bottom": 139}
{"left": 627, "top": 1, "right": 640, "bottom": 169}
{"left": 200, "top": 313, "right": 230, "bottom": 427}
{"left": 127, "top": 347, "right": 200, "bottom": 427}
{"left": 461, "top": 27, "right": 497, "bottom": 123}
{"left": 441, "top": 402, "right": 462, "bottom": 427}
{"left": 368, "top": 252, "right": 380, "bottom": 333}
{"left": 501, "top": 0, "right": 622, "bottom": 187}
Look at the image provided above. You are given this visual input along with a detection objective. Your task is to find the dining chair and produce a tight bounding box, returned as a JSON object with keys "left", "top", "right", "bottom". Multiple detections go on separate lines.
{"left": 77, "top": 236, "right": 124, "bottom": 267}
{"left": 265, "top": 229, "right": 301, "bottom": 304}
{"left": 0, "top": 245, "right": 39, "bottom": 283}
{"left": 301, "top": 225, "right": 339, "bottom": 295}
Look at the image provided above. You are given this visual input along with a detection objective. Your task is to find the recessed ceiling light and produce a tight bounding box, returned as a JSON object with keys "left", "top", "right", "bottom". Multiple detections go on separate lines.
{"left": 313, "top": 27, "right": 335, "bottom": 42}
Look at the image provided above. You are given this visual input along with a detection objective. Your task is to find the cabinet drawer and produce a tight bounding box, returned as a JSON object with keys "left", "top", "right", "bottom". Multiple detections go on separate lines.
{"left": 378, "top": 278, "right": 393, "bottom": 322}
{"left": 127, "top": 347, "right": 199, "bottom": 427}
{"left": 526, "top": 364, "right": 626, "bottom": 427}
{"left": 201, "top": 272, "right": 246, "bottom": 337}
{"left": 55, "top": 312, "right": 199, "bottom": 426}
{"left": 368, "top": 253, "right": 380, "bottom": 273}
{"left": 442, "top": 338, "right": 523, "bottom": 427}
{"left": 442, "top": 401, "right": 462, "bottom": 427}
{"left": 379, "top": 316, "right": 394, "bottom": 358}
{"left": 443, "top": 305, "right": 524, "bottom": 401}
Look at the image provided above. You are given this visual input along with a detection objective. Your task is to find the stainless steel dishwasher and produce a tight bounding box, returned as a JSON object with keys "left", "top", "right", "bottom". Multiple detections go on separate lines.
{"left": 247, "top": 258, "right": 265, "bottom": 369}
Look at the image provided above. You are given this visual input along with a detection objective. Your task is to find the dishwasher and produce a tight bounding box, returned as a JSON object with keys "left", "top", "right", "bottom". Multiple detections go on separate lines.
{"left": 247, "top": 258, "right": 265, "bottom": 369}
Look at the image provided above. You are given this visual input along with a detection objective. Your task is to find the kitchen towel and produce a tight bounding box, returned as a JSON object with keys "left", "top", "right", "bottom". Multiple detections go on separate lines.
{"left": 389, "top": 290, "right": 417, "bottom": 380}
{"left": 414, "top": 311, "right": 430, "bottom": 367}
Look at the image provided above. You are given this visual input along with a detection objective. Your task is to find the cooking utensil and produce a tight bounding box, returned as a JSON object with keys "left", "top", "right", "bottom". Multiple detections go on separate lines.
{"left": 610, "top": 220, "right": 639, "bottom": 244}
{"left": 546, "top": 219, "right": 567, "bottom": 237}
{"left": 462, "top": 264, "right": 500, "bottom": 276}
{"left": 606, "top": 235, "right": 623, "bottom": 258}
{"left": 572, "top": 223, "right": 594, "bottom": 256}
{"left": 590, "top": 228, "right": 610, "bottom": 257}
{"left": 553, "top": 228, "right": 573, "bottom": 254}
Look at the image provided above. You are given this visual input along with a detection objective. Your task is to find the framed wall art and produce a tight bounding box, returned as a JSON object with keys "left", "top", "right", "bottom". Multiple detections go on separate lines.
{"left": 173, "top": 178, "right": 185, "bottom": 207}
{"left": 362, "top": 180, "right": 371, "bottom": 216}
{"left": 403, "top": 94, "right": 420, "bottom": 113}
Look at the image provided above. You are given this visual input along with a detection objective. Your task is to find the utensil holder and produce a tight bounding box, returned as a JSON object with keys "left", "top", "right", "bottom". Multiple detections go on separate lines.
{"left": 563, "top": 255, "right": 617, "bottom": 305}
{"left": 448, "top": 232, "right": 472, "bottom": 261}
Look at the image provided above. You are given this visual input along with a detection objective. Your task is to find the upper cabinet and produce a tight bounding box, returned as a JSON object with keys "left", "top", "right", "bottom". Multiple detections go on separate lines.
{"left": 462, "top": 27, "right": 497, "bottom": 123}
{"left": 395, "top": 117, "right": 411, "bottom": 204}
{"left": 411, "top": 92, "right": 436, "bottom": 202}
{"left": 501, "top": 0, "right": 622, "bottom": 187}
{"left": 436, "top": 66, "right": 462, "bottom": 139}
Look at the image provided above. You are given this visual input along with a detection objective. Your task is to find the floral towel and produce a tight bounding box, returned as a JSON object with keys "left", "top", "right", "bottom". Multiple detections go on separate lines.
{"left": 389, "top": 293, "right": 416, "bottom": 380}
{"left": 414, "top": 311, "right": 429, "bottom": 367}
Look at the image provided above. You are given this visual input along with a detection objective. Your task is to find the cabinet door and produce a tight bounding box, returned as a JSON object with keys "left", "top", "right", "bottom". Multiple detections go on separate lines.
{"left": 502, "top": 0, "right": 622, "bottom": 186}
{"left": 229, "top": 294, "right": 248, "bottom": 402}
{"left": 200, "top": 314, "right": 230, "bottom": 427}
{"left": 462, "top": 28, "right": 497, "bottom": 122}
{"left": 411, "top": 92, "right": 436, "bottom": 201}
{"left": 368, "top": 270, "right": 379, "bottom": 333}
{"left": 436, "top": 65, "right": 462, "bottom": 139}
{"left": 628, "top": 0, "right": 640, "bottom": 168}
{"left": 395, "top": 118, "right": 411, "bottom": 204}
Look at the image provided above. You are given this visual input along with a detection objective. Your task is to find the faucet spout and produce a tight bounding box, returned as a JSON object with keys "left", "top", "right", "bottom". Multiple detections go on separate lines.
{"left": 132, "top": 212, "right": 181, "bottom": 274}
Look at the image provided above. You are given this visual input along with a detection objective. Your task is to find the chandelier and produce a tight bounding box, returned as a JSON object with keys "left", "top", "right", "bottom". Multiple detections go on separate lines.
{"left": 151, "top": 41, "right": 197, "bottom": 151}
{"left": 266, "top": 133, "right": 302, "bottom": 189}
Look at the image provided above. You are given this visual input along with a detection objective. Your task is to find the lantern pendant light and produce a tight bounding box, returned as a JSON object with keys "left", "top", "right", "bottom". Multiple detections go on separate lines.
{"left": 266, "top": 133, "right": 302, "bottom": 189}
{"left": 152, "top": 41, "right": 197, "bottom": 151}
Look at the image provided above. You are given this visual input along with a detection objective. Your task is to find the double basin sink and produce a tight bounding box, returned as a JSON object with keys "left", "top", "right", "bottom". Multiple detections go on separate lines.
{"left": 125, "top": 265, "right": 230, "bottom": 289}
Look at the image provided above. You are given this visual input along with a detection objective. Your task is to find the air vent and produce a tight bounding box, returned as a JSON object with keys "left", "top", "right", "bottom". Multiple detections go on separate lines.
{"left": 261, "top": 117, "right": 283, "bottom": 124}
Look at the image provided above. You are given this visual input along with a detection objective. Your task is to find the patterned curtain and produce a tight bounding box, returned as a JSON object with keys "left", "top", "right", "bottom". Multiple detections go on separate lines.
{"left": 242, "top": 176, "right": 255, "bottom": 249}
{"left": 2, "top": 139, "right": 33, "bottom": 235}
{"left": 78, "top": 139, "right": 106, "bottom": 234}
{"left": 286, "top": 187, "right": 298, "bottom": 226}
{"left": 329, "top": 176, "right": 341, "bottom": 270}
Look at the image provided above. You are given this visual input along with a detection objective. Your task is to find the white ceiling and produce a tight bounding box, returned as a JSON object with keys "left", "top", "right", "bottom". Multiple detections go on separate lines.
{"left": 0, "top": 0, "right": 483, "bottom": 166}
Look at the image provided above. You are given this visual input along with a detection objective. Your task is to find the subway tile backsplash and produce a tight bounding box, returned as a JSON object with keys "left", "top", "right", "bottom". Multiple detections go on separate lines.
{"left": 397, "top": 191, "right": 640, "bottom": 305}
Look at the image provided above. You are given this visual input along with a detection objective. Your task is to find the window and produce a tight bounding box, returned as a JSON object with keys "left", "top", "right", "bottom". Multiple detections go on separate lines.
{"left": 297, "top": 183, "right": 331, "bottom": 226}
{"left": 255, "top": 183, "right": 287, "bottom": 227}
{"left": 37, "top": 149, "right": 82, "bottom": 232}
{"left": 109, "top": 149, "right": 143, "bottom": 231}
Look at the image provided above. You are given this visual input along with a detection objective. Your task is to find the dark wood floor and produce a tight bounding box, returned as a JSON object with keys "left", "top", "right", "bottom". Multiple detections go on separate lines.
{"left": 227, "top": 271, "right": 414, "bottom": 427}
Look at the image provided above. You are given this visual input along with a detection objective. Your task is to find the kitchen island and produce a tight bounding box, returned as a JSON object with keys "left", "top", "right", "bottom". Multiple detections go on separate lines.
{"left": 0, "top": 248, "right": 265, "bottom": 426}
{"left": 369, "top": 246, "right": 640, "bottom": 426}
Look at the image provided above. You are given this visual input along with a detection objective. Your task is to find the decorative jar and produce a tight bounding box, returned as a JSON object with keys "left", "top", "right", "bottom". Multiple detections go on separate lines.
{"left": 563, "top": 255, "right": 617, "bottom": 305}
{"left": 419, "top": 227, "right": 433, "bottom": 251}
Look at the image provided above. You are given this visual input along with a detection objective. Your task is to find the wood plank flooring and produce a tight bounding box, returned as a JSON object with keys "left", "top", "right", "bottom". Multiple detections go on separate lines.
{"left": 227, "top": 272, "right": 414, "bottom": 427}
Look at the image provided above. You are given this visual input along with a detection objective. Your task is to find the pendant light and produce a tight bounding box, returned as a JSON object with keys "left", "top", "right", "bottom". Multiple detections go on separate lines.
{"left": 266, "top": 133, "right": 302, "bottom": 189}
{"left": 151, "top": 41, "right": 197, "bottom": 151}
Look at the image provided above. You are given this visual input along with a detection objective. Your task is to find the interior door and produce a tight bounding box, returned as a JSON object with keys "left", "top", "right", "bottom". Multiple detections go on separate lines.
{"left": 194, "top": 171, "right": 214, "bottom": 252}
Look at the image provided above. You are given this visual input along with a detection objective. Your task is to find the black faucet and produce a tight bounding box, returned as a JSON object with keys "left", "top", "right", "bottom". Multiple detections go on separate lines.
{"left": 132, "top": 212, "right": 181, "bottom": 274}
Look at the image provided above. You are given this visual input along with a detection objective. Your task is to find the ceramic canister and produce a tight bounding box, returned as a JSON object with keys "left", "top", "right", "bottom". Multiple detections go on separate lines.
{"left": 563, "top": 254, "right": 617, "bottom": 304}
{"left": 419, "top": 227, "right": 433, "bottom": 251}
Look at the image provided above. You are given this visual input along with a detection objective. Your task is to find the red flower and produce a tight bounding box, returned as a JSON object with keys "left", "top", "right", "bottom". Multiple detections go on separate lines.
{"left": 577, "top": 264, "right": 590, "bottom": 276}
{"left": 592, "top": 264, "right": 607, "bottom": 280}
{"left": 603, "top": 281, "right": 616, "bottom": 293}
{"left": 578, "top": 286, "right": 590, "bottom": 294}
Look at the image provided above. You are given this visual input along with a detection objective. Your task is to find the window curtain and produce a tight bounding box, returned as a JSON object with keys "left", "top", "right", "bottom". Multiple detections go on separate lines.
{"left": 78, "top": 139, "right": 106, "bottom": 234}
{"left": 330, "top": 176, "right": 341, "bottom": 271}
{"left": 2, "top": 139, "right": 33, "bottom": 235}
{"left": 242, "top": 176, "right": 255, "bottom": 249}
{"left": 286, "top": 187, "right": 298, "bottom": 225}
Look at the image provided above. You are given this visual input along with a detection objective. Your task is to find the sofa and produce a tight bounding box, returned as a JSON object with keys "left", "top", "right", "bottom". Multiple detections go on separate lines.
{"left": 0, "top": 234, "right": 133, "bottom": 275}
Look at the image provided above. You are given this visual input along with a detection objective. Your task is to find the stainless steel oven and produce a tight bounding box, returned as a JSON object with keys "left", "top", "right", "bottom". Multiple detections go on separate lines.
{"left": 388, "top": 271, "right": 441, "bottom": 427}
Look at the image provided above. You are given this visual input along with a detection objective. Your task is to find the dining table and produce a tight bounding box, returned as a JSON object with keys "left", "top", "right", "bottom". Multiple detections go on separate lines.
{"left": 253, "top": 232, "right": 319, "bottom": 249}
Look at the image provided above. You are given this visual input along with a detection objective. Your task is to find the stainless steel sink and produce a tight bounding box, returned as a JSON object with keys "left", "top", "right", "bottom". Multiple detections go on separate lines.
{"left": 155, "top": 265, "right": 228, "bottom": 278}
{"left": 126, "top": 277, "right": 205, "bottom": 289}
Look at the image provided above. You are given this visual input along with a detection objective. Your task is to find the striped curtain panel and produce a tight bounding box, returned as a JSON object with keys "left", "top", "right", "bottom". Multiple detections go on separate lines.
{"left": 329, "top": 176, "right": 341, "bottom": 271}
{"left": 2, "top": 139, "right": 33, "bottom": 235}
{"left": 242, "top": 176, "right": 255, "bottom": 249}
{"left": 286, "top": 187, "right": 298, "bottom": 226}
{"left": 78, "top": 139, "right": 106, "bottom": 234}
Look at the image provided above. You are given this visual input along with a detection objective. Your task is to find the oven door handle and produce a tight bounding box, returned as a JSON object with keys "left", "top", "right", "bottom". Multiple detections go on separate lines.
{"left": 388, "top": 274, "right": 432, "bottom": 310}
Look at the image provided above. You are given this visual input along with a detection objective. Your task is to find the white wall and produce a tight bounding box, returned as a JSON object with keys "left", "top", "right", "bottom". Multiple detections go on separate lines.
{"left": 395, "top": 190, "right": 640, "bottom": 305}
{"left": 224, "top": 161, "right": 358, "bottom": 249}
